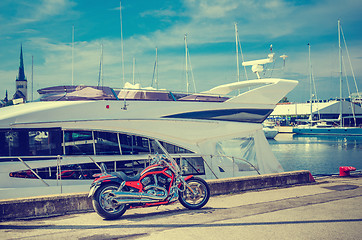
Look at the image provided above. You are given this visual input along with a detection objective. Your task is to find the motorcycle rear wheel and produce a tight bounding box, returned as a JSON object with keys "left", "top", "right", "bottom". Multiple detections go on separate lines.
{"left": 92, "top": 183, "right": 127, "bottom": 220}
{"left": 178, "top": 177, "right": 210, "bottom": 210}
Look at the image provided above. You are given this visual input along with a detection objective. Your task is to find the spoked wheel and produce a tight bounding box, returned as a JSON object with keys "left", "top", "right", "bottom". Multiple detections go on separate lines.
{"left": 179, "top": 177, "right": 210, "bottom": 210}
{"left": 92, "top": 183, "right": 127, "bottom": 220}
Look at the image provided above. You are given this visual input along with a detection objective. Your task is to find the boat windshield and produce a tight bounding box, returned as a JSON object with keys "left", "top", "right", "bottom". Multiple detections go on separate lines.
{"left": 215, "top": 137, "right": 258, "bottom": 172}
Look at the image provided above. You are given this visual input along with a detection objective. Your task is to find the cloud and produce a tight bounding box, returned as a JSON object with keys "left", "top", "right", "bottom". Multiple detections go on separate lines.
{"left": 1, "top": 0, "right": 362, "bottom": 102}
{"left": 140, "top": 9, "right": 178, "bottom": 18}
{"left": 196, "top": 1, "right": 239, "bottom": 19}
{"left": 35, "top": 0, "right": 362, "bottom": 91}
{"left": 13, "top": 0, "right": 74, "bottom": 25}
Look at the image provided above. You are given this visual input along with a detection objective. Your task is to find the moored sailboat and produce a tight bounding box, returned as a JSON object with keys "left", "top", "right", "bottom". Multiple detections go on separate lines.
{"left": 293, "top": 19, "right": 362, "bottom": 136}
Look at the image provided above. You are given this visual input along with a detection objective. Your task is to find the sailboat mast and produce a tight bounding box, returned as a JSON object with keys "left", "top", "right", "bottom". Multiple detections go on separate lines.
{"left": 72, "top": 25, "right": 74, "bottom": 86}
{"left": 308, "top": 43, "right": 313, "bottom": 122}
{"left": 31, "top": 55, "right": 33, "bottom": 102}
{"left": 132, "top": 57, "right": 135, "bottom": 85}
{"left": 98, "top": 44, "right": 104, "bottom": 87}
{"left": 151, "top": 48, "right": 158, "bottom": 89}
{"left": 235, "top": 23, "right": 240, "bottom": 84}
{"left": 101, "top": 44, "right": 103, "bottom": 87}
{"left": 185, "top": 34, "right": 189, "bottom": 94}
{"left": 120, "top": 0, "right": 125, "bottom": 87}
{"left": 338, "top": 19, "right": 343, "bottom": 127}
{"left": 155, "top": 47, "right": 158, "bottom": 90}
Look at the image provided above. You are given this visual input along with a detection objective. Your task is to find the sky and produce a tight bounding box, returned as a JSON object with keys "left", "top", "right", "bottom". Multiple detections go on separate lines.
{"left": 0, "top": 0, "right": 362, "bottom": 102}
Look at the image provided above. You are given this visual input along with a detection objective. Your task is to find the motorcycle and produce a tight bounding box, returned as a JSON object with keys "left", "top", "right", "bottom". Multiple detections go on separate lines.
{"left": 88, "top": 154, "right": 210, "bottom": 220}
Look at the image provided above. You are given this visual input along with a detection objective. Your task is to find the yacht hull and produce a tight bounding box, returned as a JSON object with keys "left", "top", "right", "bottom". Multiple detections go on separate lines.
{"left": 293, "top": 127, "right": 362, "bottom": 136}
{"left": 0, "top": 78, "right": 298, "bottom": 199}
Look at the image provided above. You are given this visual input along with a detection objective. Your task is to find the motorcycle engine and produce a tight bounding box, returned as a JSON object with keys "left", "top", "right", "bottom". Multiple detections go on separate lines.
{"left": 141, "top": 174, "right": 171, "bottom": 196}
{"left": 141, "top": 176, "right": 151, "bottom": 186}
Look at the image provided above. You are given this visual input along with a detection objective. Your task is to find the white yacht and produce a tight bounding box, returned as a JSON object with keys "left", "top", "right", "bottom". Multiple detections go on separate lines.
{"left": 0, "top": 79, "right": 297, "bottom": 193}
{"left": 0, "top": 45, "right": 298, "bottom": 198}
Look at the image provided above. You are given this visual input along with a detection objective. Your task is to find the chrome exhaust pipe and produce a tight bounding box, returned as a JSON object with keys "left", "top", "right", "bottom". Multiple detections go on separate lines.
{"left": 112, "top": 197, "right": 162, "bottom": 205}
{"left": 110, "top": 185, "right": 167, "bottom": 202}
{"left": 111, "top": 191, "right": 167, "bottom": 200}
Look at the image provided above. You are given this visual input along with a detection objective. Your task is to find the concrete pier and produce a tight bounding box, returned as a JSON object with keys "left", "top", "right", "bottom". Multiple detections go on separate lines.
{"left": 1, "top": 171, "right": 361, "bottom": 239}
{"left": 0, "top": 170, "right": 313, "bottom": 221}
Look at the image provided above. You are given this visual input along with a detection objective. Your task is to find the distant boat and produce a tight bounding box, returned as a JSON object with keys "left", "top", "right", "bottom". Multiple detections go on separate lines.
{"left": 263, "top": 121, "right": 279, "bottom": 139}
{"left": 293, "top": 20, "right": 362, "bottom": 136}
{"left": 263, "top": 127, "right": 279, "bottom": 139}
{"left": 293, "top": 124, "right": 362, "bottom": 136}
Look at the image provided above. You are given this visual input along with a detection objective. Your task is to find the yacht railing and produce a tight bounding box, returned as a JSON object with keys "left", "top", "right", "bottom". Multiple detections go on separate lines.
{"left": 56, "top": 155, "right": 62, "bottom": 192}
{"left": 5, "top": 152, "right": 261, "bottom": 183}
{"left": 16, "top": 157, "right": 49, "bottom": 187}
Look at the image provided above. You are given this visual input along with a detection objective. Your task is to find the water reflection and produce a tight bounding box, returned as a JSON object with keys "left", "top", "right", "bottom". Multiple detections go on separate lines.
{"left": 268, "top": 134, "right": 362, "bottom": 175}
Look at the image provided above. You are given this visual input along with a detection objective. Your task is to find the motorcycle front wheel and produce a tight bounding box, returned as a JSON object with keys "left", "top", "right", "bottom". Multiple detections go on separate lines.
{"left": 178, "top": 177, "right": 210, "bottom": 210}
{"left": 92, "top": 183, "right": 127, "bottom": 220}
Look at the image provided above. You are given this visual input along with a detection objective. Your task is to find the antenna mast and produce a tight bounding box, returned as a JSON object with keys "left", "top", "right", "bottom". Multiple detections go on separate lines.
{"left": 120, "top": 0, "right": 125, "bottom": 87}
{"left": 185, "top": 34, "right": 189, "bottom": 93}
{"left": 235, "top": 23, "right": 240, "bottom": 84}
{"left": 98, "top": 44, "right": 103, "bottom": 87}
{"left": 72, "top": 25, "right": 74, "bottom": 86}
{"left": 308, "top": 43, "right": 313, "bottom": 121}
{"left": 155, "top": 48, "right": 158, "bottom": 89}
{"left": 151, "top": 48, "right": 158, "bottom": 89}
{"left": 132, "top": 57, "right": 135, "bottom": 85}
{"left": 338, "top": 19, "right": 343, "bottom": 127}
{"left": 31, "top": 55, "right": 33, "bottom": 101}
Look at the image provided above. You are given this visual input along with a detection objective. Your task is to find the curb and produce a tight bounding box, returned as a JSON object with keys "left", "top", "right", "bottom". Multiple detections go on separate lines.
{"left": 0, "top": 170, "right": 314, "bottom": 221}
{"left": 207, "top": 170, "right": 314, "bottom": 195}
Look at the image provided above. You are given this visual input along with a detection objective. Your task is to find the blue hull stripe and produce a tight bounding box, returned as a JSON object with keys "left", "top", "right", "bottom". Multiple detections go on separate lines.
{"left": 162, "top": 108, "right": 273, "bottom": 123}
{"left": 293, "top": 128, "right": 362, "bottom": 136}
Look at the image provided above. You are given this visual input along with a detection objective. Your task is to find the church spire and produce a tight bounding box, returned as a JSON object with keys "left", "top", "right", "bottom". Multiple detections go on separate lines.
{"left": 14, "top": 44, "right": 28, "bottom": 101}
{"left": 17, "top": 44, "right": 26, "bottom": 82}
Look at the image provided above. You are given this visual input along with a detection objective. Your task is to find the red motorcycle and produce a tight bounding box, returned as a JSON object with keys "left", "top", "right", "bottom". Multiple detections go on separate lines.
{"left": 88, "top": 154, "right": 210, "bottom": 220}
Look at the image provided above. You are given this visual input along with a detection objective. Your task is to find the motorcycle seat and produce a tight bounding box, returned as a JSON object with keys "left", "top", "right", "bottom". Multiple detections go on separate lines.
{"left": 114, "top": 171, "right": 141, "bottom": 181}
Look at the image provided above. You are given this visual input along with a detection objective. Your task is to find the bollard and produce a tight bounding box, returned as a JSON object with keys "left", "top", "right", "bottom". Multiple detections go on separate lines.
{"left": 339, "top": 166, "right": 356, "bottom": 177}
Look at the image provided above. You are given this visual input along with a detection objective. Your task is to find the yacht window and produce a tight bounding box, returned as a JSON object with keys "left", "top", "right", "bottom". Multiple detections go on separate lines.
{"left": 94, "top": 131, "right": 121, "bottom": 155}
{"left": 119, "top": 134, "right": 133, "bottom": 155}
{"left": 150, "top": 140, "right": 193, "bottom": 154}
{"left": 0, "top": 131, "right": 8, "bottom": 156}
{"left": 177, "top": 157, "right": 205, "bottom": 175}
{"left": 64, "top": 131, "right": 95, "bottom": 155}
{"left": 119, "top": 134, "right": 151, "bottom": 155}
{"left": 0, "top": 131, "right": 23, "bottom": 156}
{"left": 215, "top": 137, "right": 258, "bottom": 172}
{"left": 0, "top": 129, "right": 62, "bottom": 156}
{"left": 132, "top": 136, "right": 151, "bottom": 154}
{"left": 29, "top": 130, "right": 62, "bottom": 156}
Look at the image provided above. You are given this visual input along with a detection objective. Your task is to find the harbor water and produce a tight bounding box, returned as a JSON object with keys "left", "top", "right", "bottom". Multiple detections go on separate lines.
{"left": 269, "top": 134, "right": 362, "bottom": 176}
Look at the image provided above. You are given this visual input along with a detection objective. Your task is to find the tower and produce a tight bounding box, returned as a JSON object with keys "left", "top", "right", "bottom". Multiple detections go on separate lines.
{"left": 14, "top": 45, "right": 27, "bottom": 101}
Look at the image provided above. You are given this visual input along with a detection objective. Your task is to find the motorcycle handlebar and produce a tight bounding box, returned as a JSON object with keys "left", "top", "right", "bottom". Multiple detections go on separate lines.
{"left": 149, "top": 154, "right": 181, "bottom": 176}
{"left": 100, "top": 163, "right": 108, "bottom": 174}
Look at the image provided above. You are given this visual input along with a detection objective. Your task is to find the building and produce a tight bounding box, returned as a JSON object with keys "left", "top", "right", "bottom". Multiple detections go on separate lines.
{"left": 13, "top": 45, "right": 27, "bottom": 101}
{"left": 350, "top": 92, "right": 362, "bottom": 106}
{"left": 269, "top": 100, "right": 362, "bottom": 126}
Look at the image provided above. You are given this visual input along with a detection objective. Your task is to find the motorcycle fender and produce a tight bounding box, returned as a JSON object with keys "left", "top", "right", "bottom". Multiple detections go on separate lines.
{"left": 88, "top": 185, "right": 98, "bottom": 198}
{"left": 88, "top": 178, "right": 123, "bottom": 198}
{"left": 88, "top": 181, "right": 104, "bottom": 198}
{"left": 183, "top": 175, "right": 193, "bottom": 181}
